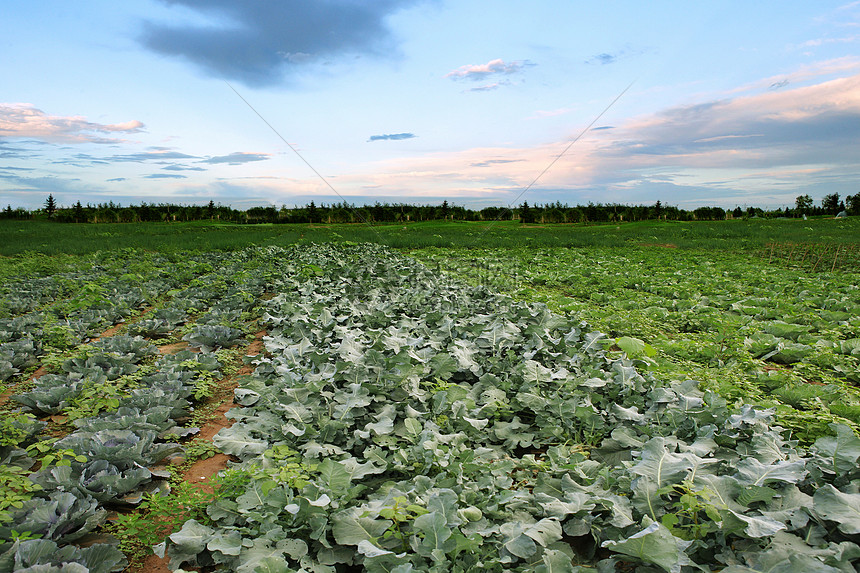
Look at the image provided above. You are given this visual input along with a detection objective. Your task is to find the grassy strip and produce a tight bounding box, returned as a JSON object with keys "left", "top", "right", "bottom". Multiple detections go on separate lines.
{"left": 2, "top": 217, "right": 859, "bottom": 257}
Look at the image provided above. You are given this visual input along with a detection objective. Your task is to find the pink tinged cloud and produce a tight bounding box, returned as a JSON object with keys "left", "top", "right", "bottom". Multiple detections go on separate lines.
{"left": 340, "top": 70, "right": 860, "bottom": 197}
{"left": 0, "top": 103, "right": 144, "bottom": 143}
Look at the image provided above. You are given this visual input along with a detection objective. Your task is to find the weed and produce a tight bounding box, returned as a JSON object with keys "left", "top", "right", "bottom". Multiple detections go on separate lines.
{"left": 26, "top": 439, "right": 87, "bottom": 467}
{"left": 106, "top": 482, "right": 214, "bottom": 560}
{"left": 376, "top": 496, "right": 429, "bottom": 552}
{"left": 0, "top": 465, "right": 42, "bottom": 523}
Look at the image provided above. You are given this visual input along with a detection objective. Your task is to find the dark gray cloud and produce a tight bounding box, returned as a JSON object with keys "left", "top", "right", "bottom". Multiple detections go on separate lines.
{"left": 367, "top": 133, "right": 416, "bottom": 142}
{"left": 140, "top": 0, "right": 423, "bottom": 86}
{"left": 199, "top": 152, "right": 270, "bottom": 165}
{"left": 144, "top": 173, "right": 187, "bottom": 179}
{"left": 769, "top": 79, "right": 790, "bottom": 90}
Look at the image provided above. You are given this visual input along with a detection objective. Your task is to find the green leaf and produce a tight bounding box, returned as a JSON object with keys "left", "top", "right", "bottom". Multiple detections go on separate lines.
{"left": 331, "top": 510, "right": 391, "bottom": 546}
{"left": 736, "top": 485, "right": 777, "bottom": 507}
{"left": 723, "top": 510, "right": 786, "bottom": 538}
{"left": 318, "top": 459, "right": 352, "bottom": 495}
{"left": 629, "top": 438, "right": 700, "bottom": 520}
{"left": 735, "top": 458, "right": 807, "bottom": 487}
{"left": 812, "top": 423, "right": 860, "bottom": 475}
{"left": 525, "top": 518, "right": 563, "bottom": 547}
{"left": 504, "top": 533, "right": 537, "bottom": 560}
{"left": 813, "top": 485, "right": 860, "bottom": 534}
{"left": 602, "top": 520, "right": 692, "bottom": 573}
{"left": 207, "top": 531, "right": 243, "bottom": 556}
{"left": 414, "top": 511, "right": 455, "bottom": 560}
{"left": 168, "top": 518, "right": 213, "bottom": 553}
{"left": 616, "top": 336, "right": 656, "bottom": 358}
{"left": 535, "top": 548, "right": 578, "bottom": 573}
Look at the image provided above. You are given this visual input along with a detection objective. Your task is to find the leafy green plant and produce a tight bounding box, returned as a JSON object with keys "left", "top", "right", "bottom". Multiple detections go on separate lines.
{"left": 0, "top": 412, "right": 39, "bottom": 447}
{"left": 658, "top": 479, "right": 722, "bottom": 540}
{"left": 0, "top": 465, "right": 42, "bottom": 523}
{"left": 108, "top": 483, "right": 214, "bottom": 559}
{"left": 26, "top": 439, "right": 87, "bottom": 468}
{"left": 377, "top": 496, "right": 429, "bottom": 551}
{"left": 183, "top": 439, "right": 219, "bottom": 463}
{"left": 63, "top": 381, "right": 123, "bottom": 421}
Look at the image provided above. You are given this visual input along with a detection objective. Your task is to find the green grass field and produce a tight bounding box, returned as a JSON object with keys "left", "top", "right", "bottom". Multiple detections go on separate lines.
{"left": 1, "top": 216, "right": 858, "bottom": 257}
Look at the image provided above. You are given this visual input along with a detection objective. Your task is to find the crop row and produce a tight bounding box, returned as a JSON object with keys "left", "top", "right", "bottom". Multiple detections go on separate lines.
{"left": 0, "top": 248, "right": 285, "bottom": 570}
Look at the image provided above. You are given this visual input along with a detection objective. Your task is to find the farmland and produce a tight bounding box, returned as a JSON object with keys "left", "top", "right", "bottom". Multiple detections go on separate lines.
{"left": 0, "top": 217, "right": 859, "bottom": 572}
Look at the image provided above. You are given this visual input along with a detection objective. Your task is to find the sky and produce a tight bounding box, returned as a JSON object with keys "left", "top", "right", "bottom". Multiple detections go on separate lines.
{"left": 2, "top": 1, "right": 860, "bottom": 211}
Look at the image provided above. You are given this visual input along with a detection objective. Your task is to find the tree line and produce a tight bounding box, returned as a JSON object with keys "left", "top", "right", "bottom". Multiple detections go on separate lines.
{"left": 3, "top": 193, "right": 858, "bottom": 224}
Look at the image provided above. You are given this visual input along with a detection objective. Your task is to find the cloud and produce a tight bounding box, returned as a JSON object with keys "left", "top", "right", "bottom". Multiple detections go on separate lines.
{"left": 198, "top": 151, "right": 270, "bottom": 164}
{"left": 610, "top": 73, "right": 860, "bottom": 166}
{"left": 0, "top": 103, "right": 144, "bottom": 144}
{"left": 107, "top": 178, "right": 127, "bottom": 182}
{"left": 109, "top": 150, "right": 198, "bottom": 162}
{"left": 446, "top": 59, "right": 531, "bottom": 81}
{"left": 367, "top": 133, "right": 416, "bottom": 142}
{"left": 769, "top": 79, "right": 790, "bottom": 89}
{"left": 471, "top": 158, "right": 525, "bottom": 168}
{"left": 332, "top": 68, "right": 860, "bottom": 208}
{"left": 163, "top": 164, "right": 206, "bottom": 171}
{"left": 585, "top": 46, "right": 647, "bottom": 66}
{"left": 588, "top": 53, "right": 616, "bottom": 65}
{"left": 140, "top": 0, "right": 423, "bottom": 86}
{"left": 468, "top": 82, "right": 507, "bottom": 92}
{"left": 144, "top": 173, "right": 188, "bottom": 179}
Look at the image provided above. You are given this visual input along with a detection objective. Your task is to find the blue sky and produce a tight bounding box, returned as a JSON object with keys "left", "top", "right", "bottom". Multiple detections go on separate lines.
{"left": 2, "top": 1, "right": 860, "bottom": 210}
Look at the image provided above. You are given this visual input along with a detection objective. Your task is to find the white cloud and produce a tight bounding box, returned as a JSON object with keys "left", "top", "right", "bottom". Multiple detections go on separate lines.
{"left": 445, "top": 59, "right": 530, "bottom": 81}
{"left": 0, "top": 103, "right": 144, "bottom": 144}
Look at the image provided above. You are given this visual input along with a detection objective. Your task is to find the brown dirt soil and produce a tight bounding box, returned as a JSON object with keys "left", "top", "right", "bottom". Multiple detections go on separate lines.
{"left": 139, "top": 554, "right": 170, "bottom": 573}
{"left": 0, "top": 365, "right": 49, "bottom": 408}
{"left": 92, "top": 307, "right": 157, "bottom": 343}
{"left": 91, "top": 322, "right": 126, "bottom": 341}
{"left": 158, "top": 341, "right": 195, "bottom": 355}
{"left": 136, "top": 328, "right": 266, "bottom": 573}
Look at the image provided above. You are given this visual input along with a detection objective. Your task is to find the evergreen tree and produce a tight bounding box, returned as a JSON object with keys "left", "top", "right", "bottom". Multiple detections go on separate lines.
{"left": 520, "top": 201, "right": 534, "bottom": 224}
{"left": 45, "top": 194, "right": 57, "bottom": 218}
{"left": 73, "top": 201, "right": 84, "bottom": 223}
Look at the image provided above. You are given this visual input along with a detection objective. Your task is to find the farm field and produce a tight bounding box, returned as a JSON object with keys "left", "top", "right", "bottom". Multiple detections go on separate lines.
{"left": 412, "top": 245, "right": 860, "bottom": 442}
{"left": 2, "top": 216, "right": 859, "bottom": 256}
{"left": 0, "top": 219, "right": 859, "bottom": 572}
